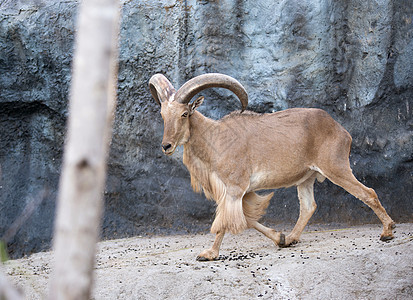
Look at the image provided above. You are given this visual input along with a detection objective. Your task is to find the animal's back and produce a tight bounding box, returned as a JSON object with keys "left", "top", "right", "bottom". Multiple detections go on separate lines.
{"left": 223, "top": 108, "right": 349, "bottom": 150}
{"left": 219, "top": 108, "right": 351, "bottom": 190}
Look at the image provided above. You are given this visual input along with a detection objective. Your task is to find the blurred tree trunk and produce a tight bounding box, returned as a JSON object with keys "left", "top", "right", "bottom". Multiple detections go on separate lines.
{"left": 49, "top": 0, "right": 120, "bottom": 299}
{"left": 0, "top": 268, "right": 23, "bottom": 300}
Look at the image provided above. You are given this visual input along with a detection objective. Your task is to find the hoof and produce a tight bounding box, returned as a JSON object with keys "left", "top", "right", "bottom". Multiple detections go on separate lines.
{"left": 196, "top": 249, "right": 218, "bottom": 261}
{"left": 196, "top": 255, "right": 212, "bottom": 262}
{"left": 278, "top": 233, "right": 287, "bottom": 248}
{"left": 279, "top": 234, "right": 299, "bottom": 248}
{"left": 380, "top": 234, "right": 394, "bottom": 242}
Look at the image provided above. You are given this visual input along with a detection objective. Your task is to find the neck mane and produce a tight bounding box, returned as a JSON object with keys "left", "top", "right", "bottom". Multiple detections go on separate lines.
{"left": 182, "top": 111, "right": 218, "bottom": 196}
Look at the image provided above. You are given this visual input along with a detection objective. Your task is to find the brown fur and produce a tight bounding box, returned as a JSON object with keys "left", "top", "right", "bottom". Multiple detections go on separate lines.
{"left": 151, "top": 75, "right": 395, "bottom": 261}
{"left": 243, "top": 192, "right": 273, "bottom": 227}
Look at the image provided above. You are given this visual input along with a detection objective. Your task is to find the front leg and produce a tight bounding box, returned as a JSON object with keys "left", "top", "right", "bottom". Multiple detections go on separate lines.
{"left": 196, "top": 231, "right": 225, "bottom": 261}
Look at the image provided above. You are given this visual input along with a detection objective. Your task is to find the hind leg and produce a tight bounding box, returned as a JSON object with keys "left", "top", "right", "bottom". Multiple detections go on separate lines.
{"left": 284, "top": 174, "right": 317, "bottom": 246}
{"left": 319, "top": 163, "right": 395, "bottom": 240}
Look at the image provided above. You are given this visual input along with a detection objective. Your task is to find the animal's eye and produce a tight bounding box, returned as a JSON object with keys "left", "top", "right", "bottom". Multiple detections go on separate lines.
{"left": 181, "top": 111, "right": 189, "bottom": 118}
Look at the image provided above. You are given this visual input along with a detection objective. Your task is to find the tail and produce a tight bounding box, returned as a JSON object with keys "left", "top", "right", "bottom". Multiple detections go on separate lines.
{"left": 242, "top": 192, "right": 273, "bottom": 227}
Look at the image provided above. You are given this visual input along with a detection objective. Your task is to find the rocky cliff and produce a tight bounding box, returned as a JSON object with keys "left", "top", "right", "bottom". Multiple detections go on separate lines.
{"left": 0, "top": 0, "right": 412, "bottom": 258}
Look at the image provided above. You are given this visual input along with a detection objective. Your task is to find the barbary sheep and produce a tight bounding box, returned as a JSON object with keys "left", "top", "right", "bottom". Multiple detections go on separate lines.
{"left": 149, "top": 73, "right": 395, "bottom": 261}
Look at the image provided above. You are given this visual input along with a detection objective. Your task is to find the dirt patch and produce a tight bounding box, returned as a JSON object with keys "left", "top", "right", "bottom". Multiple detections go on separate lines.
{"left": 4, "top": 223, "right": 413, "bottom": 299}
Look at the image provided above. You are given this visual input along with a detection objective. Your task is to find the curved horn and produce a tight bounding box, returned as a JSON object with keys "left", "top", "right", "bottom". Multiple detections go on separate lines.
{"left": 148, "top": 74, "right": 176, "bottom": 105}
{"left": 174, "top": 73, "right": 248, "bottom": 111}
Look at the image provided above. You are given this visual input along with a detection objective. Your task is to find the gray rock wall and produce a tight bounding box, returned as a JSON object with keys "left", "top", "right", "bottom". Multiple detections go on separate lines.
{"left": 0, "top": 0, "right": 412, "bottom": 258}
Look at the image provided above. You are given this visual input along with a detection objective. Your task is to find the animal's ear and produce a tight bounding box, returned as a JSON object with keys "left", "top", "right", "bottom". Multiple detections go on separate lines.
{"left": 189, "top": 96, "right": 204, "bottom": 114}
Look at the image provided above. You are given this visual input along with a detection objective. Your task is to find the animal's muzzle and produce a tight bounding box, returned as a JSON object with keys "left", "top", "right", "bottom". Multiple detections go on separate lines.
{"left": 162, "top": 143, "right": 172, "bottom": 153}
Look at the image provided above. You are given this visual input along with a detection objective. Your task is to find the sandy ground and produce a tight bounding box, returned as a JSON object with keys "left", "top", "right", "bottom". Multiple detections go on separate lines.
{"left": 3, "top": 223, "right": 413, "bottom": 299}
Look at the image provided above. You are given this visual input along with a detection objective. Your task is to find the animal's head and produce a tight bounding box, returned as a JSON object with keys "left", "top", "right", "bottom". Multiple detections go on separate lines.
{"left": 149, "top": 73, "right": 248, "bottom": 155}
